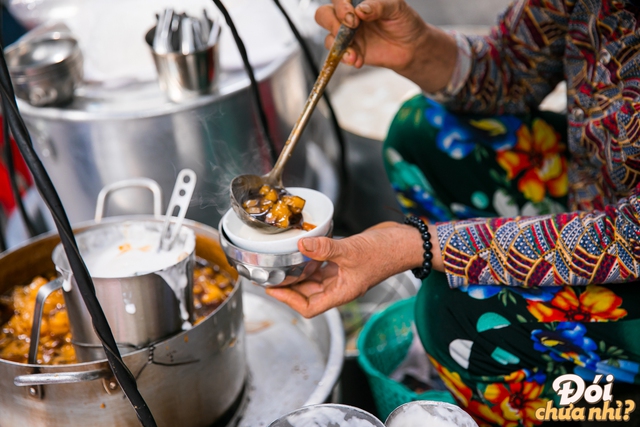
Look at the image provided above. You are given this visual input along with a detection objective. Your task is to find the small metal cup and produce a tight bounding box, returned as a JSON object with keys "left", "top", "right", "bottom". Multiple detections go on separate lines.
{"left": 145, "top": 27, "right": 220, "bottom": 102}
{"left": 52, "top": 220, "right": 196, "bottom": 362}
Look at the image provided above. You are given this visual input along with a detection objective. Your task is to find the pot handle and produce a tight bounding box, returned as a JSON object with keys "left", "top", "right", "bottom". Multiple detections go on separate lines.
{"left": 94, "top": 178, "right": 163, "bottom": 222}
{"left": 14, "top": 368, "right": 112, "bottom": 386}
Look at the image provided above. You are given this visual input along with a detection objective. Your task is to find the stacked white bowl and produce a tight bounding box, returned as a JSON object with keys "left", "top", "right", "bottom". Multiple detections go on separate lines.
{"left": 219, "top": 187, "right": 334, "bottom": 287}
{"left": 221, "top": 187, "right": 334, "bottom": 254}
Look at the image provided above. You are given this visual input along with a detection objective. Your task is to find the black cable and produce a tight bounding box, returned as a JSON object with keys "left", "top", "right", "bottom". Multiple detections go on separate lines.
{"left": 271, "top": 0, "right": 350, "bottom": 213}
{"left": 211, "top": 0, "right": 277, "bottom": 165}
{"left": 0, "top": 47, "right": 157, "bottom": 427}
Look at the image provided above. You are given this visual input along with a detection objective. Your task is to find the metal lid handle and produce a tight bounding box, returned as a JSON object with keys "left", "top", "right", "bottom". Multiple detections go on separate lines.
{"left": 94, "top": 178, "right": 163, "bottom": 222}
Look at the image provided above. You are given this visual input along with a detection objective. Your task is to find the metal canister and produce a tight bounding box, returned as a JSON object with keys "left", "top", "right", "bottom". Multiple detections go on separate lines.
{"left": 5, "top": 33, "right": 83, "bottom": 107}
{"left": 51, "top": 221, "right": 196, "bottom": 362}
{"left": 145, "top": 26, "right": 220, "bottom": 102}
{"left": 17, "top": 45, "right": 338, "bottom": 231}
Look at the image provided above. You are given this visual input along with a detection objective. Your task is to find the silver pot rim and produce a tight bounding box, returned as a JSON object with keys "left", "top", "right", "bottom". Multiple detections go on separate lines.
{"left": 51, "top": 219, "right": 196, "bottom": 278}
{"left": 5, "top": 36, "right": 82, "bottom": 77}
{"left": 11, "top": 59, "right": 83, "bottom": 82}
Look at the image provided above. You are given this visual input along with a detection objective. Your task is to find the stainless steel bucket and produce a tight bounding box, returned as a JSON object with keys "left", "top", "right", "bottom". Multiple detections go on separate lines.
{"left": 145, "top": 27, "right": 221, "bottom": 102}
{"left": 51, "top": 178, "right": 198, "bottom": 361}
{"left": 0, "top": 217, "right": 246, "bottom": 427}
{"left": 52, "top": 221, "right": 196, "bottom": 362}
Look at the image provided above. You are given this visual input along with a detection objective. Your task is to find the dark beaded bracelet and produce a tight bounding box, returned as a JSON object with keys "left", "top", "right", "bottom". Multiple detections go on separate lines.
{"left": 404, "top": 215, "right": 433, "bottom": 280}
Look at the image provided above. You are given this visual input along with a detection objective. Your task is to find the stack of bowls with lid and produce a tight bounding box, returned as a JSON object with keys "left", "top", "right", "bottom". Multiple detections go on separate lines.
{"left": 5, "top": 24, "right": 83, "bottom": 107}
{"left": 219, "top": 187, "right": 334, "bottom": 287}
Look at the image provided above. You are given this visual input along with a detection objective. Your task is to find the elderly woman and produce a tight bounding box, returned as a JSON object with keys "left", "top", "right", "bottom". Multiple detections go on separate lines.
{"left": 267, "top": 0, "right": 640, "bottom": 425}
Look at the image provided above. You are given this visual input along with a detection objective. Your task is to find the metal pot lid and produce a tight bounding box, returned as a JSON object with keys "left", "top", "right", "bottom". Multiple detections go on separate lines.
{"left": 331, "top": 67, "right": 420, "bottom": 142}
{"left": 6, "top": 37, "right": 80, "bottom": 76}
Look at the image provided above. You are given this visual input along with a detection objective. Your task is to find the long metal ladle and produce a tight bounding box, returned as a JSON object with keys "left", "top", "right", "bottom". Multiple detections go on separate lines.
{"left": 28, "top": 278, "right": 64, "bottom": 365}
{"left": 230, "top": 0, "right": 365, "bottom": 234}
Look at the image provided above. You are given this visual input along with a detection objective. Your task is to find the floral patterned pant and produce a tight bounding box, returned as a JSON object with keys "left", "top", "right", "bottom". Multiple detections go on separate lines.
{"left": 383, "top": 96, "right": 640, "bottom": 427}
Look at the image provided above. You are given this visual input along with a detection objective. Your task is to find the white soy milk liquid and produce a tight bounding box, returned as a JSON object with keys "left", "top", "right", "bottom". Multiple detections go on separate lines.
{"left": 63, "top": 224, "right": 195, "bottom": 327}
{"left": 82, "top": 231, "right": 188, "bottom": 278}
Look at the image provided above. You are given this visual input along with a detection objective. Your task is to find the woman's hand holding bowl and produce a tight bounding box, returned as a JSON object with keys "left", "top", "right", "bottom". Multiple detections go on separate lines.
{"left": 266, "top": 221, "right": 442, "bottom": 318}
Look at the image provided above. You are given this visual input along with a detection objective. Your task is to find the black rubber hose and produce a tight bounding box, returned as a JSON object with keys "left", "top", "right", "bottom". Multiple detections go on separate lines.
{"left": 0, "top": 48, "right": 157, "bottom": 427}
{"left": 211, "top": 0, "right": 277, "bottom": 165}
{"left": 271, "top": 0, "right": 350, "bottom": 201}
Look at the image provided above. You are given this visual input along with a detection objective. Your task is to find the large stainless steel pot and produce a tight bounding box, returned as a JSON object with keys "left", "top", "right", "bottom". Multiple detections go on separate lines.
{"left": 0, "top": 217, "right": 246, "bottom": 427}
{"left": 18, "top": 46, "right": 339, "bottom": 229}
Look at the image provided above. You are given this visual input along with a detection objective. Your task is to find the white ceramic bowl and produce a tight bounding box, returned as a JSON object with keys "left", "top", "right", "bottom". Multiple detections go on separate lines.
{"left": 221, "top": 187, "right": 334, "bottom": 254}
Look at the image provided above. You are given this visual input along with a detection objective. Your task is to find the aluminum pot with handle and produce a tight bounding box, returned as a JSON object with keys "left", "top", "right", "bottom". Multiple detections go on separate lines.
{"left": 51, "top": 175, "right": 197, "bottom": 362}
{"left": 0, "top": 179, "right": 247, "bottom": 427}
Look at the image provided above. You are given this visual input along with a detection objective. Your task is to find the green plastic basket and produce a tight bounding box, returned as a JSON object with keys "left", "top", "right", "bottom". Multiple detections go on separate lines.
{"left": 357, "top": 296, "right": 456, "bottom": 420}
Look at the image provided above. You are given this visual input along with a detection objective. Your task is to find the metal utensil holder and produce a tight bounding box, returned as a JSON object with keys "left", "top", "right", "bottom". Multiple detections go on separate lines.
{"left": 145, "top": 26, "right": 220, "bottom": 102}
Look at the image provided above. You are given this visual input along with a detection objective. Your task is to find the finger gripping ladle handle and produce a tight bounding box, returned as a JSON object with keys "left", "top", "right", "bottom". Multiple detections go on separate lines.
{"left": 266, "top": 0, "right": 366, "bottom": 185}
{"left": 332, "top": 0, "right": 366, "bottom": 52}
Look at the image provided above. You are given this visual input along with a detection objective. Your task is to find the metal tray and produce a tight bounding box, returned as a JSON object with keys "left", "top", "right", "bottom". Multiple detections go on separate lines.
{"left": 236, "top": 281, "right": 345, "bottom": 426}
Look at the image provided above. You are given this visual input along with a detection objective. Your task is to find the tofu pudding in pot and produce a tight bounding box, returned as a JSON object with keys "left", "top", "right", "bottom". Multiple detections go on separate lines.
{"left": 80, "top": 229, "right": 192, "bottom": 279}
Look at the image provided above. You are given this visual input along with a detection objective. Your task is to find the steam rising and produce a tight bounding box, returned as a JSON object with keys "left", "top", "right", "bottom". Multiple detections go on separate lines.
{"left": 191, "top": 106, "right": 272, "bottom": 216}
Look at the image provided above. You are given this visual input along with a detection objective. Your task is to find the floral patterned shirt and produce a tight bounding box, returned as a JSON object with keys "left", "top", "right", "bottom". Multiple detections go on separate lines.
{"left": 436, "top": 0, "right": 640, "bottom": 287}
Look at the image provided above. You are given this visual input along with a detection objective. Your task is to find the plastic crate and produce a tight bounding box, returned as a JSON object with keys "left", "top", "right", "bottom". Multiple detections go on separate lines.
{"left": 357, "top": 296, "right": 456, "bottom": 420}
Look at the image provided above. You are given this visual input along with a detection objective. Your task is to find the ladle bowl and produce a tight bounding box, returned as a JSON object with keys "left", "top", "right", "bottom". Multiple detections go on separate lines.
{"left": 230, "top": 173, "right": 284, "bottom": 234}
